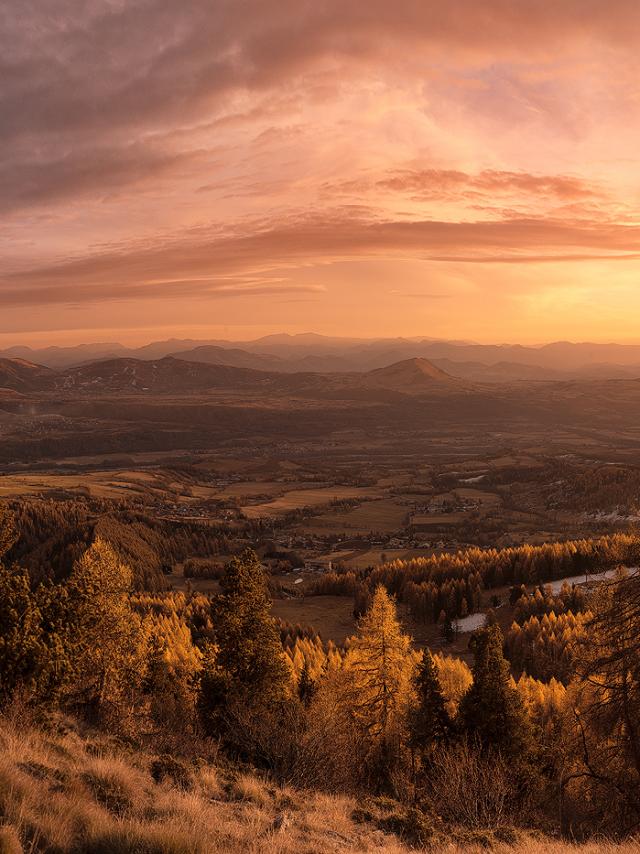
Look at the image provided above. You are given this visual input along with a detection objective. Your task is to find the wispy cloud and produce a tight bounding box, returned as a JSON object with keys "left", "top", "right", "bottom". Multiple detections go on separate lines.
{"left": 3, "top": 211, "right": 640, "bottom": 308}
{"left": 2, "top": 1, "right": 640, "bottom": 339}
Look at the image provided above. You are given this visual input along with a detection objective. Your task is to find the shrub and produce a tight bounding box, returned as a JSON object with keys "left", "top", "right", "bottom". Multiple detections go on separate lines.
{"left": 82, "top": 758, "right": 140, "bottom": 816}
{"left": 150, "top": 756, "right": 193, "bottom": 792}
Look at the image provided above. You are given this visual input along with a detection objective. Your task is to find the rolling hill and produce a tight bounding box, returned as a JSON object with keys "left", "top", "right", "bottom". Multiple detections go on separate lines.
{"left": 56, "top": 357, "right": 280, "bottom": 394}
{"left": 0, "top": 358, "right": 55, "bottom": 391}
{"left": 170, "top": 344, "right": 288, "bottom": 372}
{"left": 358, "top": 357, "right": 467, "bottom": 395}
{"left": 0, "top": 355, "right": 472, "bottom": 399}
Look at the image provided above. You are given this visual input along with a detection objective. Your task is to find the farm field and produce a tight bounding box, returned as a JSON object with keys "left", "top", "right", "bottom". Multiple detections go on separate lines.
{"left": 0, "top": 470, "right": 166, "bottom": 500}
{"left": 300, "top": 498, "right": 408, "bottom": 534}
{"left": 241, "top": 485, "right": 383, "bottom": 519}
{"left": 272, "top": 595, "right": 357, "bottom": 644}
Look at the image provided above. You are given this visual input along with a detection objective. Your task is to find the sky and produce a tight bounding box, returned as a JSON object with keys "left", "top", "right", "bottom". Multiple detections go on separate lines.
{"left": 2, "top": 0, "right": 640, "bottom": 347}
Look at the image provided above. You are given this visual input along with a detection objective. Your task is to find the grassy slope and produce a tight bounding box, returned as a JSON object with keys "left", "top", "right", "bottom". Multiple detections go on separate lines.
{"left": 0, "top": 714, "right": 637, "bottom": 854}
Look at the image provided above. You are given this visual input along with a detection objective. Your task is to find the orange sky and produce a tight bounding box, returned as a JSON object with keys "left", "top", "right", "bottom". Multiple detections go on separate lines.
{"left": 2, "top": 1, "right": 640, "bottom": 347}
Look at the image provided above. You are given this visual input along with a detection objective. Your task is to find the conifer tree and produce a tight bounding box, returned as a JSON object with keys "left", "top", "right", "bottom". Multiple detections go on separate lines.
{"left": 346, "top": 585, "right": 412, "bottom": 737}
{"left": 409, "top": 649, "right": 453, "bottom": 754}
{"left": 298, "top": 658, "right": 316, "bottom": 707}
{"left": 200, "top": 549, "right": 290, "bottom": 734}
{"left": 145, "top": 616, "right": 201, "bottom": 729}
{"left": 567, "top": 569, "right": 640, "bottom": 832}
{"left": 64, "top": 538, "right": 148, "bottom": 719}
{"left": 0, "top": 503, "right": 16, "bottom": 562}
{"left": 341, "top": 585, "right": 413, "bottom": 789}
{"left": 458, "top": 623, "right": 535, "bottom": 760}
{"left": 0, "top": 565, "right": 45, "bottom": 705}
{"left": 0, "top": 507, "right": 68, "bottom": 706}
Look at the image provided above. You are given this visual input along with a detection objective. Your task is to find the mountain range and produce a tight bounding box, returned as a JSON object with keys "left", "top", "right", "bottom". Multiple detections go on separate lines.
{"left": 3, "top": 335, "right": 640, "bottom": 381}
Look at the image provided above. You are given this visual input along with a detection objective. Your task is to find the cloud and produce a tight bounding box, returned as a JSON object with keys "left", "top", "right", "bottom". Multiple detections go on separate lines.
{"left": 2, "top": 1, "right": 639, "bottom": 213}
{"left": 3, "top": 1, "right": 640, "bottom": 342}
{"left": 3, "top": 211, "right": 640, "bottom": 308}
{"left": 377, "top": 169, "right": 600, "bottom": 201}
{"left": 0, "top": 143, "right": 208, "bottom": 214}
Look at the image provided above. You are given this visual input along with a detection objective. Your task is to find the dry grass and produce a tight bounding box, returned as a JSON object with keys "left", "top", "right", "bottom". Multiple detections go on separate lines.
{"left": 444, "top": 846, "right": 640, "bottom": 854}
{"left": 0, "top": 714, "right": 637, "bottom": 853}
{"left": 271, "top": 595, "right": 356, "bottom": 644}
{"left": 0, "top": 714, "right": 406, "bottom": 853}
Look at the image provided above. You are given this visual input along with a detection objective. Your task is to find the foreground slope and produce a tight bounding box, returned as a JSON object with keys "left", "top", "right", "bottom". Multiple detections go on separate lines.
{"left": 0, "top": 714, "right": 634, "bottom": 854}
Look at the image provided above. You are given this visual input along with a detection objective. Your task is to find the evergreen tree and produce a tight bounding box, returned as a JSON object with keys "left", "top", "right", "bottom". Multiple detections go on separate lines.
{"left": 0, "top": 507, "right": 68, "bottom": 707}
{"left": 298, "top": 658, "right": 316, "bottom": 707}
{"left": 0, "top": 503, "right": 16, "bottom": 562}
{"left": 64, "top": 538, "right": 148, "bottom": 720}
{"left": 200, "top": 549, "right": 290, "bottom": 732}
{"left": 409, "top": 649, "right": 453, "bottom": 754}
{"left": 458, "top": 623, "right": 535, "bottom": 760}
{"left": 0, "top": 565, "right": 46, "bottom": 705}
{"left": 567, "top": 569, "right": 640, "bottom": 833}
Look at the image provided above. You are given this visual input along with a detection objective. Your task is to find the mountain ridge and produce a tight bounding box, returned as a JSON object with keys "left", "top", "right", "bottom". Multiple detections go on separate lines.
{"left": 5, "top": 335, "right": 640, "bottom": 378}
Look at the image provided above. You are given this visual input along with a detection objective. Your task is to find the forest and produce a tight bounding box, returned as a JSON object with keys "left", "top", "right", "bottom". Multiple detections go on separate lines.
{"left": 1, "top": 500, "right": 639, "bottom": 852}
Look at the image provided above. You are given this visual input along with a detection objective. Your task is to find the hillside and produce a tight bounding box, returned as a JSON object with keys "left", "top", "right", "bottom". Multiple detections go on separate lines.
{"left": 56, "top": 356, "right": 279, "bottom": 394}
{"left": 170, "top": 344, "right": 288, "bottom": 372}
{"left": 0, "top": 358, "right": 55, "bottom": 392}
{"left": 0, "top": 354, "right": 470, "bottom": 400}
{"left": 359, "top": 357, "right": 467, "bottom": 395}
{"left": 0, "top": 713, "right": 632, "bottom": 854}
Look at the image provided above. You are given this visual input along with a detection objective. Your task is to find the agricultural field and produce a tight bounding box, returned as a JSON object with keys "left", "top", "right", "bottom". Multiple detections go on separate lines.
{"left": 300, "top": 498, "right": 409, "bottom": 535}
{"left": 241, "top": 485, "right": 383, "bottom": 519}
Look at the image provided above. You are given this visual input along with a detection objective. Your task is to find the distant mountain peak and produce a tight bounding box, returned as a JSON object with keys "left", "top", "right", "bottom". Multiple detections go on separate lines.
{"left": 362, "top": 357, "right": 464, "bottom": 394}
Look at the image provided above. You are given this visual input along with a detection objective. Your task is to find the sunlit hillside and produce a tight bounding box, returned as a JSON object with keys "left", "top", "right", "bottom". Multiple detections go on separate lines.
{"left": 0, "top": 712, "right": 637, "bottom": 854}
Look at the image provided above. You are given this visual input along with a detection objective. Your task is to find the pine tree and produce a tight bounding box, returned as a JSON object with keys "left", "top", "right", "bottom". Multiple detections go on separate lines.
{"left": 298, "top": 658, "right": 316, "bottom": 707}
{"left": 458, "top": 623, "right": 535, "bottom": 760}
{"left": 409, "top": 649, "right": 453, "bottom": 754}
{"left": 0, "top": 565, "right": 46, "bottom": 705}
{"left": 0, "top": 503, "right": 16, "bottom": 562}
{"left": 567, "top": 569, "right": 640, "bottom": 832}
{"left": 64, "top": 538, "right": 148, "bottom": 720}
{"left": 0, "top": 507, "right": 69, "bottom": 707}
{"left": 200, "top": 549, "right": 290, "bottom": 732}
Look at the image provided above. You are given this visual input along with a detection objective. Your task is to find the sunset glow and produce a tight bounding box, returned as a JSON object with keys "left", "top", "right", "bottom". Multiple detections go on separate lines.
{"left": 2, "top": 1, "right": 640, "bottom": 345}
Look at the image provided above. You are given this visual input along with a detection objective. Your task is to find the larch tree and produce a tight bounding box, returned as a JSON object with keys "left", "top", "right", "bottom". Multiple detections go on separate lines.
{"left": 342, "top": 585, "right": 413, "bottom": 790}
{"left": 145, "top": 611, "right": 202, "bottom": 730}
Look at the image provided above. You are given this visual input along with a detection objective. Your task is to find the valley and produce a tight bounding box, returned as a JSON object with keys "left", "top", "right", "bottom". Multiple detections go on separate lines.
{"left": 3, "top": 344, "right": 640, "bottom": 653}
